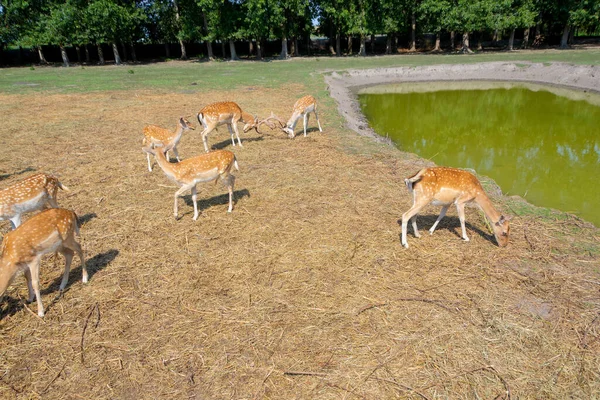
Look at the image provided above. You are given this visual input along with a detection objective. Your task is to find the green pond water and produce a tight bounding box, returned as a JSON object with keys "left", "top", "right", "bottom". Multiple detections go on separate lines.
{"left": 359, "top": 82, "right": 600, "bottom": 227}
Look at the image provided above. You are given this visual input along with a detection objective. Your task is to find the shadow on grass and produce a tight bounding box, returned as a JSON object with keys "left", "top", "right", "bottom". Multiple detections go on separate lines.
{"left": 210, "top": 136, "right": 264, "bottom": 151}
{"left": 181, "top": 188, "right": 250, "bottom": 217}
{"left": 0, "top": 167, "right": 36, "bottom": 182}
{"left": 397, "top": 214, "right": 496, "bottom": 246}
{"left": 0, "top": 249, "right": 119, "bottom": 320}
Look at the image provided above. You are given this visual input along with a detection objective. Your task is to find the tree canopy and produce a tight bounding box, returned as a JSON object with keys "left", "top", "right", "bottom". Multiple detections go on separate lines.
{"left": 1, "top": 0, "right": 599, "bottom": 64}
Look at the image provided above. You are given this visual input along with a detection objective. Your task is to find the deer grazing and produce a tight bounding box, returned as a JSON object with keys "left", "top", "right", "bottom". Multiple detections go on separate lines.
{"left": 0, "top": 208, "right": 87, "bottom": 317}
{"left": 143, "top": 145, "right": 239, "bottom": 220}
{"left": 281, "top": 95, "right": 323, "bottom": 138}
{"left": 142, "top": 117, "right": 195, "bottom": 171}
{"left": 401, "top": 167, "right": 511, "bottom": 248}
{"left": 197, "top": 101, "right": 271, "bottom": 153}
{"left": 0, "top": 173, "right": 69, "bottom": 229}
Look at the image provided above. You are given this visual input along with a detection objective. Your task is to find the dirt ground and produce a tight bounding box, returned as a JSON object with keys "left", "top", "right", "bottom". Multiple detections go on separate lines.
{"left": 0, "top": 64, "right": 599, "bottom": 399}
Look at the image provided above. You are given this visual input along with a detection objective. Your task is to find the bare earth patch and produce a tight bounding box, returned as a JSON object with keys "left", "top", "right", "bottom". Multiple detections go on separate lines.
{"left": 0, "top": 63, "right": 598, "bottom": 399}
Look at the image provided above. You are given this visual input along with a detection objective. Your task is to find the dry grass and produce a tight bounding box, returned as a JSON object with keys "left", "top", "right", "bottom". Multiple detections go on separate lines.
{"left": 0, "top": 86, "right": 599, "bottom": 399}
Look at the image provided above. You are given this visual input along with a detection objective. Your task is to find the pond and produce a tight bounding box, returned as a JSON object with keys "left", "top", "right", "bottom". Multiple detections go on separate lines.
{"left": 359, "top": 82, "right": 600, "bottom": 227}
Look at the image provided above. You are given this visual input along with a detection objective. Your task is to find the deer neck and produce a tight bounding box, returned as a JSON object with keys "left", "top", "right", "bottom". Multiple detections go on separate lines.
{"left": 287, "top": 112, "right": 302, "bottom": 130}
{"left": 172, "top": 124, "right": 185, "bottom": 143}
{"left": 241, "top": 111, "right": 255, "bottom": 125}
{"left": 153, "top": 150, "right": 181, "bottom": 182}
{"left": 474, "top": 192, "right": 502, "bottom": 224}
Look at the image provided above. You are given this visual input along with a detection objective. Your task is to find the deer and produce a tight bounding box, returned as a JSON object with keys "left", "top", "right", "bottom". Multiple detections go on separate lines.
{"left": 401, "top": 167, "right": 511, "bottom": 249}
{"left": 197, "top": 101, "right": 268, "bottom": 153}
{"left": 280, "top": 95, "right": 323, "bottom": 138}
{"left": 142, "top": 117, "right": 195, "bottom": 172}
{"left": 0, "top": 173, "right": 69, "bottom": 230}
{"left": 0, "top": 208, "right": 87, "bottom": 317}
{"left": 143, "top": 145, "right": 239, "bottom": 220}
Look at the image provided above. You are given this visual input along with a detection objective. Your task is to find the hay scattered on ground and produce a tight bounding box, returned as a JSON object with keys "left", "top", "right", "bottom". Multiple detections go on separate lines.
{"left": 0, "top": 87, "right": 598, "bottom": 399}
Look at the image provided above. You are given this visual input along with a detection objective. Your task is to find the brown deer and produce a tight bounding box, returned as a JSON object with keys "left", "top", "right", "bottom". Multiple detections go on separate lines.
{"left": 401, "top": 167, "right": 511, "bottom": 248}
{"left": 0, "top": 208, "right": 87, "bottom": 317}
{"left": 143, "top": 146, "right": 239, "bottom": 220}
{"left": 0, "top": 173, "right": 69, "bottom": 229}
{"left": 142, "top": 117, "right": 195, "bottom": 171}
{"left": 281, "top": 95, "right": 323, "bottom": 138}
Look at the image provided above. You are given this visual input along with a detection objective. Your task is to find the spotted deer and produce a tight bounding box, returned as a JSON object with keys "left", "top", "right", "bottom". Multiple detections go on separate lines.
{"left": 0, "top": 208, "right": 87, "bottom": 317}
{"left": 401, "top": 167, "right": 511, "bottom": 248}
{"left": 196, "top": 102, "right": 257, "bottom": 152}
{"left": 281, "top": 95, "right": 323, "bottom": 138}
{"left": 143, "top": 146, "right": 239, "bottom": 220}
{"left": 0, "top": 173, "right": 69, "bottom": 229}
{"left": 142, "top": 117, "right": 195, "bottom": 172}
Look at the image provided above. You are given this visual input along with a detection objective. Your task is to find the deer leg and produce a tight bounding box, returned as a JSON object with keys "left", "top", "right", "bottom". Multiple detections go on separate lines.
{"left": 59, "top": 248, "right": 74, "bottom": 291}
{"left": 223, "top": 174, "right": 235, "bottom": 213}
{"left": 174, "top": 185, "right": 191, "bottom": 219}
{"left": 314, "top": 110, "right": 323, "bottom": 132}
{"left": 411, "top": 215, "right": 421, "bottom": 238}
{"left": 172, "top": 146, "right": 181, "bottom": 162}
{"left": 303, "top": 113, "right": 308, "bottom": 137}
{"left": 429, "top": 205, "right": 450, "bottom": 235}
{"left": 455, "top": 202, "right": 470, "bottom": 241}
{"left": 201, "top": 127, "right": 214, "bottom": 153}
{"left": 28, "top": 257, "right": 44, "bottom": 317}
{"left": 24, "top": 267, "right": 34, "bottom": 302}
{"left": 232, "top": 123, "right": 243, "bottom": 147}
{"left": 191, "top": 185, "right": 200, "bottom": 220}
{"left": 9, "top": 215, "right": 21, "bottom": 230}
{"left": 401, "top": 202, "right": 428, "bottom": 248}
{"left": 147, "top": 153, "right": 153, "bottom": 171}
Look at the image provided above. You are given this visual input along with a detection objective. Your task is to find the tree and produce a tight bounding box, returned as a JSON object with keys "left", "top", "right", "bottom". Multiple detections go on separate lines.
{"left": 419, "top": 0, "right": 452, "bottom": 51}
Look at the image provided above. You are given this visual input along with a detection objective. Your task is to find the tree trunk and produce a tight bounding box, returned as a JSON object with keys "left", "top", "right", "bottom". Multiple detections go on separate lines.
{"left": 522, "top": 27, "right": 530, "bottom": 49}
{"left": 221, "top": 42, "right": 226, "bottom": 58}
{"left": 179, "top": 40, "right": 187, "bottom": 60}
{"left": 433, "top": 32, "right": 441, "bottom": 51}
{"left": 386, "top": 33, "right": 392, "bottom": 54}
{"left": 37, "top": 46, "right": 48, "bottom": 64}
{"left": 112, "top": 42, "right": 122, "bottom": 65}
{"left": 492, "top": 29, "right": 499, "bottom": 45}
{"left": 121, "top": 42, "right": 128, "bottom": 62}
{"left": 347, "top": 35, "right": 352, "bottom": 55}
{"left": 450, "top": 31, "right": 455, "bottom": 51}
{"left": 409, "top": 12, "right": 416, "bottom": 52}
{"left": 97, "top": 44, "right": 105, "bottom": 65}
{"left": 202, "top": 13, "right": 214, "bottom": 60}
{"left": 173, "top": 0, "right": 186, "bottom": 60}
{"left": 358, "top": 34, "right": 366, "bottom": 56}
{"left": 60, "top": 45, "right": 70, "bottom": 67}
{"left": 256, "top": 40, "right": 262, "bottom": 60}
{"left": 370, "top": 34, "right": 375, "bottom": 54}
{"left": 84, "top": 44, "right": 90, "bottom": 63}
{"left": 290, "top": 36, "right": 296, "bottom": 56}
{"left": 248, "top": 40, "right": 254, "bottom": 58}
{"left": 461, "top": 32, "right": 473, "bottom": 53}
{"left": 164, "top": 43, "right": 171, "bottom": 58}
{"left": 508, "top": 28, "right": 515, "bottom": 51}
{"left": 280, "top": 37, "right": 289, "bottom": 59}
{"left": 560, "top": 24, "right": 570, "bottom": 48}
{"left": 76, "top": 46, "right": 82, "bottom": 63}
{"left": 477, "top": 30, "right": 483, "bottom": 50}
{"left": 335, "top": 33, "right": 341, "bottom": 56}
{"left": 229, "top": 39, "right": 239, "bottom": 60}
